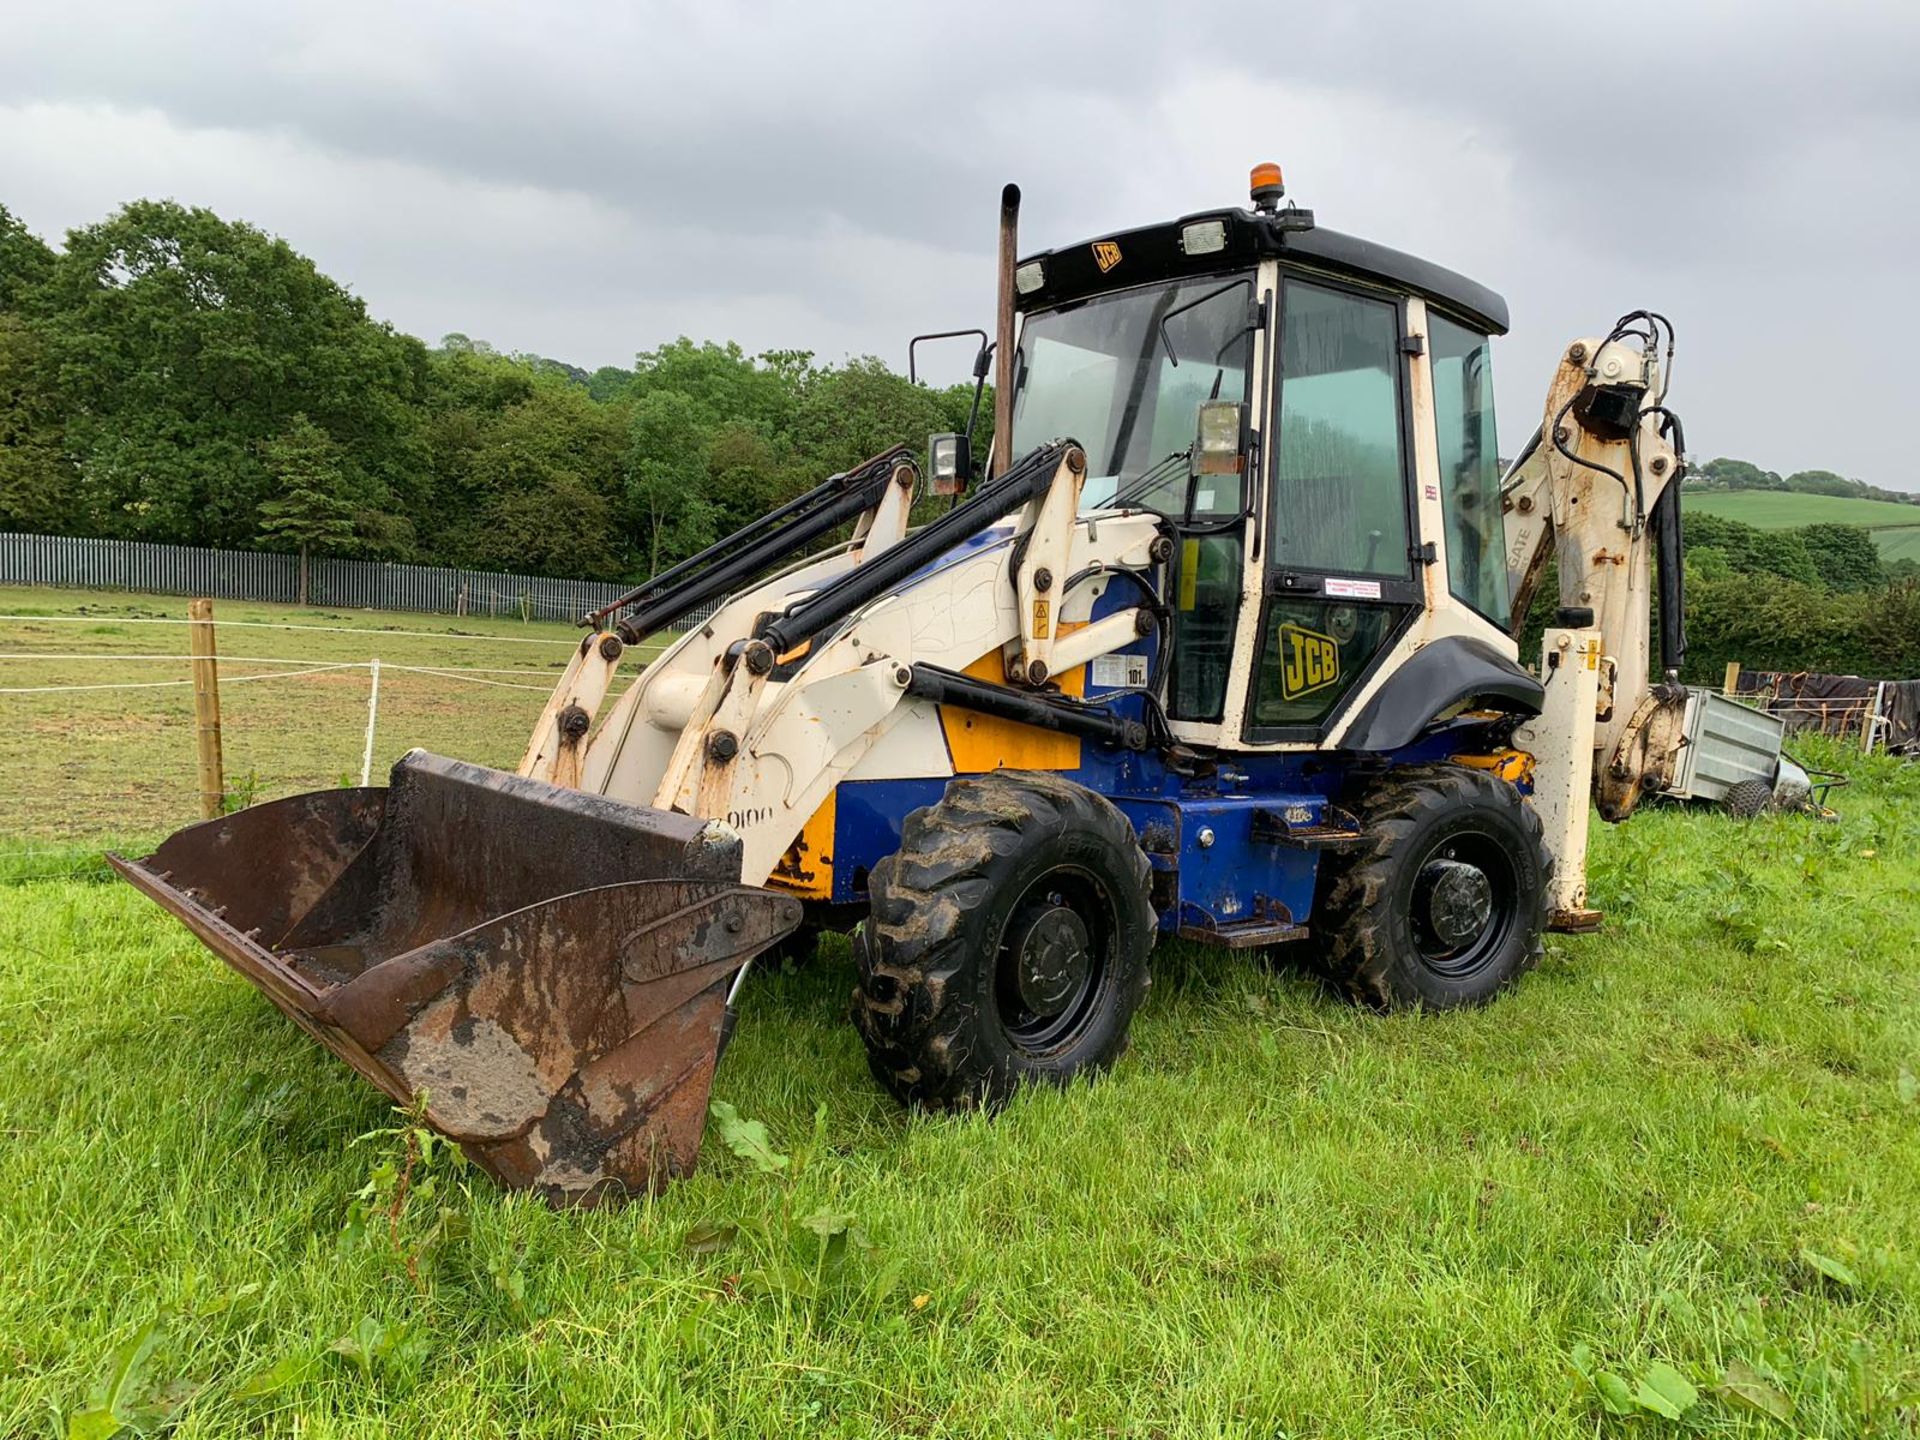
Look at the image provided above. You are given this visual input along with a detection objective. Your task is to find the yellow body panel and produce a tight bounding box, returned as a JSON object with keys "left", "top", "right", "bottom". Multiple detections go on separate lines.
{"left": 1451, "top": 748, "right": 1537, "bottom": 788}
{"left": 768, "top": 787, "right": 836, "bottom": 899}
{"left": 940, "top": 639, "right": 1086, "bottom": 774}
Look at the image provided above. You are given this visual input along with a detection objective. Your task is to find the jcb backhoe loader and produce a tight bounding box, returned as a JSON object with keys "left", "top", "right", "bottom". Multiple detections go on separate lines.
{"left": 116, "top": 165, "right": 1716, "bottom": 1205}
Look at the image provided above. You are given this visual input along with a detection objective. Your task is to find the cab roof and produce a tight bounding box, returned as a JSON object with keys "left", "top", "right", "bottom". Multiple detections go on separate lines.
{"left": 1015, "top": 206, "right": 1509, "bottom": 336}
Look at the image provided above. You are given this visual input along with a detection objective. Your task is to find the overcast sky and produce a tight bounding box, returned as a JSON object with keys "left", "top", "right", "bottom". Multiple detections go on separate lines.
{"left": 3, "top": 1, "right": 1916, "bottom": 485}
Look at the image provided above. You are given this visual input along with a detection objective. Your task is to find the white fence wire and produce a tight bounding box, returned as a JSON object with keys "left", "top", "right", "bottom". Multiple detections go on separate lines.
{"left": 0, "top": 609, "right": 642, "bottom": 872}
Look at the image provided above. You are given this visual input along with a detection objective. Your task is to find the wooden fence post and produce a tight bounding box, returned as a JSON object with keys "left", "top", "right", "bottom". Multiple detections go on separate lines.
{"left": 1722, "top": 661, "right": 1741, "bottom": 696}
{"left": 188, "top": 597, "right": 225, "bottom": 818}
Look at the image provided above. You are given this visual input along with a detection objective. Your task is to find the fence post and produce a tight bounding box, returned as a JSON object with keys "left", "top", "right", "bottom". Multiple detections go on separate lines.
{"left": 360, "top": 657, "right": 381, "bottom": 787}
{"left": 188, "top": 597, "right": 225, "bottom": 818}
{"left": 1722, "top": 661, "right": 1740, "bottom": 696}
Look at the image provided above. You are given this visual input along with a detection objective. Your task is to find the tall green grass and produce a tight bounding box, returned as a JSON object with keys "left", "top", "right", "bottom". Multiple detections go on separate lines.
{"left": 1, "top": 742, "right": 1916, "bottom": 1436}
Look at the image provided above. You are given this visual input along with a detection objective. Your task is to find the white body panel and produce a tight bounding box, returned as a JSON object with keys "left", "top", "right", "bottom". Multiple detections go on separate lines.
{"left": 1516, "top": 626, "right": 1603, "bottom": 923}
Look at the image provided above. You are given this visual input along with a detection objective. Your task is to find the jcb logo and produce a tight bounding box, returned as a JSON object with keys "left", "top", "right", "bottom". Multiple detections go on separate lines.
{"left": 1091, "top": 240, "right": 1123, "bottom": 273}
{"left": 1279, "top": 623, "right": 1340, "bottom": 700}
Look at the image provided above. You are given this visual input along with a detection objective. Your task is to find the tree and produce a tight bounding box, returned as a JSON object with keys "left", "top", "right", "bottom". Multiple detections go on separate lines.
{"left": 483, "top": 475, "right": 619, "bottom": 580}
{"left": 0, "top": 208, "right": 74, "bottom": 532}
{"left": 257, "top": 415, "right": 357, "bottom": 604}
{"left": 449, "top": 374, "right": 626, "bottom": 576}
{"left": 41, "top": 200, "right": 426, "bottom": 546}
{"left": 631, "top": 339, "right": 793, "bottom": 438}
{"left": 1691, "top": 457, "right": 1782, "bottom": 491}
{"left": 0, "top": 205, "right": 55, "bottom": 313}
{"left": 1783, "top": 468, "right": 1863, "bottom": 499}
{"left": 1682, "top": 513, "right": 1822, "bottom": 586}
{"left": 625, "top": 390, "right": 717, "bottom": 575}
{"left": 586, "top": 365, "right": 634, "bottom": 402}
{"left": 1799, "top": 523, "right": 1886, "bottom": 593}
{"left": 0, "top": 313, "right": 77, "bottom": 532}
{"left": 1683, "top": 545, "right": 1732, "bottom": 582}
{"left": 790, "top": 356, "right": 964, "bottom": 474}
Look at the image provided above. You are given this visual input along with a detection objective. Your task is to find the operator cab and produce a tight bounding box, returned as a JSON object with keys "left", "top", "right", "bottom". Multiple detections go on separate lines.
{"left": 1004, "top": 164, "right": 1516, "bottom": 749}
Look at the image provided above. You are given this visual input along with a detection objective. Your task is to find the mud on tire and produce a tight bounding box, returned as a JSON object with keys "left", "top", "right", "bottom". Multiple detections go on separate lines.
{"left": 1315, "top": 764, "right": 1551, "bottom": 1011}
{"left": 851, "top": 771, "right": 1156, "bottom": 1110}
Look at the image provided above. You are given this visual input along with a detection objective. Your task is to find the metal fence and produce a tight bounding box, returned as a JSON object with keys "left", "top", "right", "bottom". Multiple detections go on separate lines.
{"left": 0, "top": 532, "right": 637, "bottom": 622}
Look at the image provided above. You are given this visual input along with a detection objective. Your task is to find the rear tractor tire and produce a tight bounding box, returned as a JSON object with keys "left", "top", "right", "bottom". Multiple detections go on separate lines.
{"left": 852, "top": 771, "right": 1156, "bottom": 1110}
{"left": 1315, "top": 764, "right": 1551, "bottom": 1011}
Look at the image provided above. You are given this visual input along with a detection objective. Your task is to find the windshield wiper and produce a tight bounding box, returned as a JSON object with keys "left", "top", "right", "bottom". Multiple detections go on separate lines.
{"left": 1109, "top": 450, "right": 1189, "bottom": 509}
{"left": 1156, "top": 278, "right": 1247, "bottom": 369}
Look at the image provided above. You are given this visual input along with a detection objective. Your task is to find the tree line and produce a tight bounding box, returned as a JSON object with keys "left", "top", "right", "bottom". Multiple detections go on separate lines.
{"left": 0, "top": 200, "right": 982, "bottom": 584}
{"left": 1684, "top": 456, "right": 1919, "bottom": 508}
{"left": 1677, "top": 513, "right": 1919, "bottom": 682}
{"left": 1516, "top": 511, "right": 1920, "bottom": 684}
{"left": 2, "top": 197, "right": 1913, "bottom": 680}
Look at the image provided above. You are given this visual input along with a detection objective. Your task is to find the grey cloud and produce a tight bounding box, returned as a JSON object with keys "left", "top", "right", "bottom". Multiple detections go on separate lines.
{"left": 2, "top": 0, "right": 1916, "bottom": 481}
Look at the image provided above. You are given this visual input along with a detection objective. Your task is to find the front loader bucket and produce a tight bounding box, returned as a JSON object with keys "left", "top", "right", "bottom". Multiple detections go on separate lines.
{"left": 109, "top": 752, "right": 800, "bottom": 1206}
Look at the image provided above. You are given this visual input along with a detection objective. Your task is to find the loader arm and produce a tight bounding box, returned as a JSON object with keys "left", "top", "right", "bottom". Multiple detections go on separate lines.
{"left": 582, "top": 442, "right": 1166, "bottom": 888}
{"left": 520, "top": 448, "right": 920, "bottom": 787}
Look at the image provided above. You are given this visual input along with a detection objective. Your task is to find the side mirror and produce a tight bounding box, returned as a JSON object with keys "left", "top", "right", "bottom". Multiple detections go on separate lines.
{"left": 1190, "top": 399, "right": 1247, "bottom": 478}
{"left": 929, "top": 432, "right": 971, "bottom": 496}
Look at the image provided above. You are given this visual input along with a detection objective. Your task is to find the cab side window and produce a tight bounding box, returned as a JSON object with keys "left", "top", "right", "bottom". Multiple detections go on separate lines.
{"left": 1269, "top": 281, "right": 1408, "bottom": 577}
{"left": 1429, "top": 315, "right": 1511, "bottom": 621}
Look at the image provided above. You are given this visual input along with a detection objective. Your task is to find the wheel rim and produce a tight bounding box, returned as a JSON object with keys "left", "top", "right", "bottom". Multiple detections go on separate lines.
{"left": 994, "top": 865, "right": 1113, "bottom": 1053}
{"left": 1407, "top": 829, "right": 1518, "bottom": 980}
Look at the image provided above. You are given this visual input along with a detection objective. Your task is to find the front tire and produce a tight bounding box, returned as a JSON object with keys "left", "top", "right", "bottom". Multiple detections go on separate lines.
{"left": 1315, "top": 764, "right": 1550, "bottom": 1010}
{"left": 852, "top": 771, "right": 1155, "bottom": 1109}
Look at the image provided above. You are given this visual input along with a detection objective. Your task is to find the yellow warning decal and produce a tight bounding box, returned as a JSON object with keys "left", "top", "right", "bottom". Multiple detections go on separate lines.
{"left": 1032, "top": 597, "right": 1052, "bottom": 639}
{"left": 1092, "top": 240, "right": 1123, "bottom": 273}
{"left": 1279, "top": 623, "right": 1340, "bottom": 700}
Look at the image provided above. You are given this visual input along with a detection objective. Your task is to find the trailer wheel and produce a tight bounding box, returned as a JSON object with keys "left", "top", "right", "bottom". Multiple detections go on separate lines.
{"left": 1316, "top": 765, "right": 1549, "bottom": 1011}
{"left": 1722, "top": 778, "right": 1774, "bottom": 819}
{"left": 852, "top": 771, "right": 1155, "bottom": 1110}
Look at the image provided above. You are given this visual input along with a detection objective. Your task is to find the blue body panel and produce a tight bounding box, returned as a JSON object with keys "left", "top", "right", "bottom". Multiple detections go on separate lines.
{"left": 829, "top": 755, "right": 1337, "bottom": 930}
{"left": 816, "top": 520, "right": 1518, "bottom": 936}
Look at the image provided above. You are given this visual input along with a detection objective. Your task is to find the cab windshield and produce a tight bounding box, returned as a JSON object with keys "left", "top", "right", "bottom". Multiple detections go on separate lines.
{"left": 1010, "top": 274, "right": 1255, "bottom": 515}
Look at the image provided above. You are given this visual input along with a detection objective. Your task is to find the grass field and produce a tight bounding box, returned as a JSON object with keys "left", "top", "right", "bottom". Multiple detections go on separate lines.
{"left": 0, "top": 586, "right": 668, "bottom": 851}
{"left": 2, "top": 591, "right": 1918, "bottom": 1436}
{"left": 1685, "top": 491, "right": 1920, "bottom": 565}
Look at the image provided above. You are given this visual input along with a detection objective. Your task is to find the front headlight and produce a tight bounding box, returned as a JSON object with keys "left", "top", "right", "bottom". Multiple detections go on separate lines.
{"left": 928, "top": 432, "right": 970, "bottom": 496}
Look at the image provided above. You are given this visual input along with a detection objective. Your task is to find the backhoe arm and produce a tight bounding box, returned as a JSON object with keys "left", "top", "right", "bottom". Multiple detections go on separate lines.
{"left": 1499, "top": 316, "right": 1689, "bottom": 823}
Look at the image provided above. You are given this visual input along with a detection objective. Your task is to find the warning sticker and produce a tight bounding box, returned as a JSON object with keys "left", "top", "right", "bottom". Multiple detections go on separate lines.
{"left": 1324, "top": 576, "right": 1382, "bottom": 600}
{"left": 1091, "top": 653, "right": 1150, "bottom": 689}
{"left": 1032, "top": 597, "right": 1051, "bottom": 638}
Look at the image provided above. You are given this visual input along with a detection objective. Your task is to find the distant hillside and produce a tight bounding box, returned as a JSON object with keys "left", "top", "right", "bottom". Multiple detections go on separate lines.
{"left": 1684, "top": 491, "right": 1920, "bottom": 564}
{"left": 1688, "top": 457, "right": 1919, "bottom": 508}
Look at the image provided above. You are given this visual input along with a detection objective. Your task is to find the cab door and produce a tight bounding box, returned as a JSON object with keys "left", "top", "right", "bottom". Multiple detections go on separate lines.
{"left": 1243, "top": 273, "right": 1424, "bottom": 742}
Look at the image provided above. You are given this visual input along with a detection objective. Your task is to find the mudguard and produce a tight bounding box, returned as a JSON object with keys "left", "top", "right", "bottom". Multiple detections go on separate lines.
{"left": 1339, "top": 635, "right": 1543, "bottom": 752}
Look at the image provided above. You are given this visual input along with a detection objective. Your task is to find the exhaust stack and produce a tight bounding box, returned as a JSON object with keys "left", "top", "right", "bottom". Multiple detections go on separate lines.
{"left": 991, "top": 182, "right": 1020, "bottom": 480}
